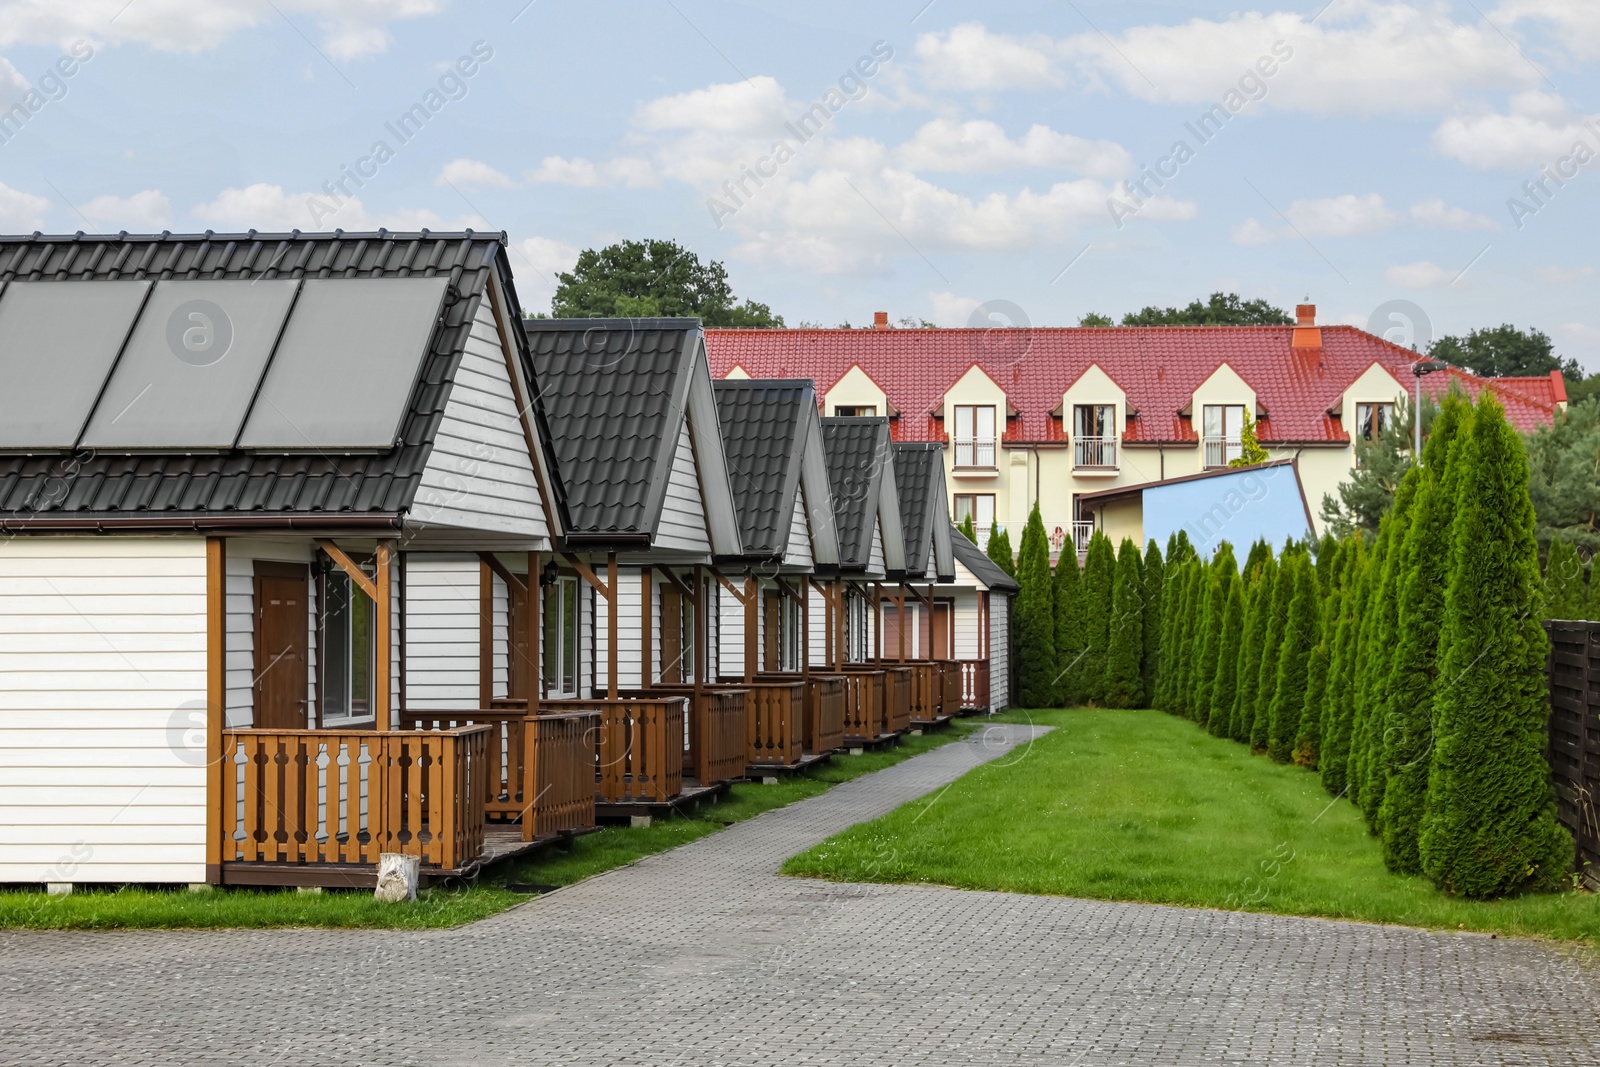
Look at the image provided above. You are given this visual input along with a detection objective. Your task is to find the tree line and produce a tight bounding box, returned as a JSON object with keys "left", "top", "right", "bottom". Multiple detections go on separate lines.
{"left": 996, "top": 391, "right": 1573, "bottom": 900}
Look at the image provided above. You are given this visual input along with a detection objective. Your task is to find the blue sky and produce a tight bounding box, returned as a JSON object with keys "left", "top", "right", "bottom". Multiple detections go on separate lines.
{"left": 1, "top": 0, "right": 1597, "bottom": 366}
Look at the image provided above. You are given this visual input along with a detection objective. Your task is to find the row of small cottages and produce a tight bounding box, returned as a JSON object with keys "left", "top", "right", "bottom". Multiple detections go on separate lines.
{"left": 0, "top": 230, "right": 1016, "bottom": 890}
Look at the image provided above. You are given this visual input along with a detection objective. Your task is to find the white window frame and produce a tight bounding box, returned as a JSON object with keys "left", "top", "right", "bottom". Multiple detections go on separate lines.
{"left": 952, "top": 404, "right": 997, "bottom": 468}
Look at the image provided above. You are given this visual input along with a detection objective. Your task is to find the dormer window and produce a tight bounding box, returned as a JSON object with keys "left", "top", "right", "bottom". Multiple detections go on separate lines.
{"left": 1203, "top": 404, "right": 1247, "bottom": 467}
{"left": 952, "top": 404, "right": 996, "bottom": 468}
{"left": 834, "top": 404, "right": 877, "bottom": 417}
{"left": 1072, "top": 404, "right": 1117, "bottom": 468}
{"left": 1356, "top": 402, "right": 1392, "bottom": 442}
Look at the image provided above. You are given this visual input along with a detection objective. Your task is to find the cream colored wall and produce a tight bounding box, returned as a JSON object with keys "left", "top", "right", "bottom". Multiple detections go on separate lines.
{"left": 1061, "top": 363, "right": 1127, "bottom": 444}
{"left": 1097, "top": 497, "right": 1144, "bottom": 548}
{"left": 822, "top": 365, "right": 888, "bottom": 415}
{"left": 1187, "top": 363, "right": 1258, "bottom": 476}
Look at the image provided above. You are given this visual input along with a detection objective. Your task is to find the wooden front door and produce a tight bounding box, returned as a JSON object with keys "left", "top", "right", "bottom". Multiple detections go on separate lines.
{"left": 508, "top": 582, "right": 532, "bottom": 700}
{"left": 931, "top": 602, "right": 952, "bottom": 660}
{"left": 254, "top": 562, "right": 309, "bottom": 729}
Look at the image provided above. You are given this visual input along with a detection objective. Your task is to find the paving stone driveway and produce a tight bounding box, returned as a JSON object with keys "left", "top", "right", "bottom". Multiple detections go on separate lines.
{"left": 3, "top": 722, "right": 1599, "bottom": 1066}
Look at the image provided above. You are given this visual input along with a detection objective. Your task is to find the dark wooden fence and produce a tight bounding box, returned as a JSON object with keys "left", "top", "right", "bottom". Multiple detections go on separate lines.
{"left": 1545, "top": 621, "right": 1600, "bottom": 886}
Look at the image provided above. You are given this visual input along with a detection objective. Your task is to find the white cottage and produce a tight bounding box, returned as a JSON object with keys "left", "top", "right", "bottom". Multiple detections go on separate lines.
{"left": 0, "top": 230, "right": 596, "bottom": 889}
{"left": 947, "top": 526, "right": 1018, "bottom": 712}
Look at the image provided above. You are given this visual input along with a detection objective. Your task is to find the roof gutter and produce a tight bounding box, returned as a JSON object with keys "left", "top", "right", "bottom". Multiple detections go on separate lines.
{"left": 559, "top": 532, "right": 654, "bottom": 550}
{"left": 0, "top": 513, "right": 405, "bottom": 534}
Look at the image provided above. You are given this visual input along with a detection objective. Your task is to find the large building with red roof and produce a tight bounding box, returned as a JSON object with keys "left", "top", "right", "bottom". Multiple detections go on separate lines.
{"left": 706, "top": 305, "right": 1564, "bottom": 553}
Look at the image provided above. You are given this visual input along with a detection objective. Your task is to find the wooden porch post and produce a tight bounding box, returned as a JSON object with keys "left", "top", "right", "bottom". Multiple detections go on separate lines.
{"left": 205, "top": 536, "right": 225, "bottom": 885}
{"left": 375, "top": 540, "right": 393, "bottom": 730}
{"left": 834, "top": 579, "right": 846, "bottom": 668}
{"left": 873, "top": 583, "right": 884, "bottom": 663}
{"left": 478, "top": 559, "right": 493, "bottom": 708}
{"left": 607, "top": 551, "right": 619, "bottom": 699}
{"left": 527, "top": 551, "right": 541, "bottom": 712}
{"left": 896, "top": 587, "right": 907, "bottom": 662}
{"left": 744, "top": 574, "right": 757, "bottom": 684}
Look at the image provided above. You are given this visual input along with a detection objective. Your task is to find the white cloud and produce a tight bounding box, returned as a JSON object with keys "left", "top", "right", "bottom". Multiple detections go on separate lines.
{"left": 1534, "top": 265, "right": 1596, "bottom": 284}
{"left": 918, "top": 7, "right": 1543, "bottom": 116}
{"left": 525, "top": 156, "right": 658, "bottom": 189}
{"left": 928, "top": 291, "right": 982, "bottom": 326}
{"left": 508, "top": 236, "right": 580, "bottom": 311}
{"left": 436, "top": 158, "right": 517, "bottom": 190}
{"left": 1495, "top": 0, "right": 1600, "bottom": 59}
{"left": 637, "top": 76, "right": 792, "bottom": 135}
{"left": 1410, "top": 198, "right": 1498, "bottom": 231}
{"left": 0, "top": 0, "right": 446, "bottom": 60}
{"left": 729, "top": 233, "right": 889, "bottom": 277}
{"left": 0, "top": 56, "right": 29, "bottom": 108}
{"left": 1433, "top": 92, "right": 1600, "bottom": 170}
{"left": 0, "top": 181, "right": 49, "bottom": 231}
{"left": 895, "top": 119, "right": 1131, "bottom": 179}
{"left": 191, "top": 182, "right": 480, "bottom": 233}
{"left": 1385, "top": 261, "right": 1458, "bottom": 288}
{"left": 912, "top": 23, "right": 1062, "bottom": 91}
{"left": 1232, "top": 193, "right": 1397, "bottom": 244}
{"left": 82, "top": 189, "right": 172, "bottom": 229}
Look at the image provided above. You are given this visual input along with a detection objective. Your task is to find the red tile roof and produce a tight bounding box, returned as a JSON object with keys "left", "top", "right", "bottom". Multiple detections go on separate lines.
{"left": 705, "top": 324, "right": 1561, "bottom": 444}
{"left": 1419, "top": 367, "right": 1565, "bottom": 433}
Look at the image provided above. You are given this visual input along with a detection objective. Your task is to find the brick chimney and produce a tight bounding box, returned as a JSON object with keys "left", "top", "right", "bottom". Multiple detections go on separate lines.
{"left": 873, "top": 311, "right": 889, "bottom": 329}
{"left": 1291, "top": 302, "right": 1321, "bottom": 351}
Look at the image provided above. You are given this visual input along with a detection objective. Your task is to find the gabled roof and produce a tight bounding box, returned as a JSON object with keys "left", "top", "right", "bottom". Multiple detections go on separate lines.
{"left": 0, "top": 230, "right": 554, "bottom": 529}
{"left": 892, "top": 443, "right": 953, "bottom": 581}
{"left": 820, "top": 416, "right": 891, "bottom": 572}
{"left": 1420, "top": 367, "right": 1568, "bottom": 432}
{"left": 713, "top": 378, "right": 813, "bottom": 559}
{"left": 525, "top": 317, "right": 741, "bottom": 554}
{"left": 950, "top": 525, "right": 1018, "bottom": 592}
{"left": 705, "top": 323, "right": 1559, "bottom": 445}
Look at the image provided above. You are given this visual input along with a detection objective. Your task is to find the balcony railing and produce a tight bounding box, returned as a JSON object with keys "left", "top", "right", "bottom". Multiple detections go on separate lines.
{"left": 1073, "top": 436, "right": 1117, "bottom": 468}
{"left": 953, "top": 436, "right": 997, "bottom": 469}
{"left": 1070, "top": 520, "right": 1095, "bottom": 554}
{"left": 1204, "top": 435, "right": 1243, "bottom": 468}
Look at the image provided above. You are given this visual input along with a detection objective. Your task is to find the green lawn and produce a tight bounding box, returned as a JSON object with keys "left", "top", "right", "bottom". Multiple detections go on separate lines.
{"left": 0, "top": 725, "right": 973, "bottom": 931}
{"left": 784, "top": 708, "right": 1600, "bottom": 946}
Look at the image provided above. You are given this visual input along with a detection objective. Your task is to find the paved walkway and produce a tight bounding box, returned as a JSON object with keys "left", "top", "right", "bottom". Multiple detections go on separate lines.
{"left": 4, "top": 723, "right": 1599, "bottom": 1066}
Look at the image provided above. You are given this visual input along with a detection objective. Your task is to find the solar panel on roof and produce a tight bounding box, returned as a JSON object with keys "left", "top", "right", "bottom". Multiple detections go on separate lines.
{"left": 0, "top": 279, "right": 151, "bottom": 450}
{"left": 81, "top": 279, "right": 300, "bottom": 449}
{"left": 236, "top": 276, "right": 449, "bottom": 450}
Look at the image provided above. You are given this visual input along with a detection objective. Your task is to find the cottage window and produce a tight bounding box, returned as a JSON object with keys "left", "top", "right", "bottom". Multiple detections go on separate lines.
{"left": 1202, "top": 404, "right": 1247, "bottom": 468}
{"left": 321, "top": 569, "right": 374, "bottom": 722}
{"left": 543, "top": 575, "right": 579, "bottom": 696}
{"left": 833, "top": 404, "right": 877, "bottom": 417}
{"left": 952, "top": 404, "right": 997, "bottom": 468}
{"left": 763, "top": 589, "right": 801, "bottom": 672}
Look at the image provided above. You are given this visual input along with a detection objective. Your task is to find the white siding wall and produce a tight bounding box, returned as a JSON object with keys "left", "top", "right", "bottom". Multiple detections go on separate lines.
{"left": 808, "top": 583, "right": 828, "bottom": 667}
{"left": 0, "top": 538, "right": 207, "bottom": 884}
{"left": 491, "top": 572, "right": 509, "bottom": 698}
{"left": 719, "top": 583, "right": 745, "bottom": 679}
{"left": 654, "top": 417, "right": 712, "bottom": 554}
{"left": 706, "top": 575, "right": 719, "bottom": 680}
{"left": 412, "top": 294, "right": 549, "bottom": 538}
{"left": 782, "top": 487, "right": 814, "bottom": 571}
{"left": 989, "top": 596, "right": 1010, "bottom": 710}
{"left": 580, "top": 581, "right": 594, "bottom": 698}
{"left": 402, "top": 554, "right": 480, "bottom": 711}
{"left": 869, "top": 519, "right": 885, "bottom": 576}
{"left": 952, "top": 588, "right": 982, "bottom": 660}
{"left": 593, "top": 568, "right": 642, "bottom": 692}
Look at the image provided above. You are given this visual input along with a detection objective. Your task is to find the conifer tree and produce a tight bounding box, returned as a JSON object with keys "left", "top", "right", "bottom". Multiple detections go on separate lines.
{"left": 1267, "top": 553, "right": 1319, "bottom": 762}
{"left": 1542, "top": 537, "right": 1586, "bottom": 621}
{"left": 1013, "top": 507, "right": 1056, "bottom": 707}
{"left": 1227, "top": 565, "right": 1263, "bottom": 742}
{"left": 1052, "top": 548, "right": 1083, "bottom": 706}
{"left": 1319, "top": 537, "right": 1367, "bottom": 797}
{"left": 1241, "top": 555, "right": 1280, "bottom": 750}
{"left": 1587, "top": 558, "right": 1600, "bottom": 623}
{"left": 1378, "top": 396, "right": 1470, "bottom": 874}
{"left": 1141, "top": 539, "right": 1164, "bottom": 706}
{"left": 1104, "top": 538, "right": 1146, "bottom": 707}
{"left": 1194, "top": 545, "right": 1237, "bottom": 731}
{"left": 1419, "top": 394, "right": 1573, "bottom": 897}
{"left": 958, "top": 513, "right": 977, "bottom": 545}
{"left": 1356, "top": 470, "right": 1423, "bottom": 829}
{"left": 1209, "top": 565, "right": 1246, "bottom": 735}
{"left": 1294, "top": 539, "right": 1343, "bottom": 767}
{"left": 1079, "top": 532, "right": 1116, "bottom": 705}
{"left": 985, "top": 524, "right": 1016, "bottom": 578}
{"left": 1172, "top": 561, "right": 1204, "bottom": 717}
{"left": 1252, "top": 550, "right": 1297, "bottom": 751}
{"left": 1242, "top": 538, "right": 1271, "bottom": 579}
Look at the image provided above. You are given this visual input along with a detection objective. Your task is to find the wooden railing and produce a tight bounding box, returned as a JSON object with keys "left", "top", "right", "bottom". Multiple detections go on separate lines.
{"left": 219, "top": 726, "right": 490, "bottom": 871}
{"left": 958, "top": 659, "right": 991, "bottom": 711}
{"left": 906, "top": 662, "right": 940, "bottom": 722}
{"left": 621, "top": 686, "right": 747, "bottom": 785}
{"left": 807, "top": 675, "right": 846, "bottom": 754}
{"left": 838, "top": 668, "right": 887, "bottom": 741}
{"left": 1545, "top": 621, "right": 1600, "bottom": 887}
{"left": 881, "top": 666, "right": 912, "bottom": 733}
{"left": 940, "top": 660, "right": 963, "bottom": 715}
{"left": 545, "top": 696, "right": 685, "bottom": 804}
{"left": 401, "top": 707, "right": 601, "bottom": 841}
{"left": 746, "top": 680, "right": 805, "bottom": 767}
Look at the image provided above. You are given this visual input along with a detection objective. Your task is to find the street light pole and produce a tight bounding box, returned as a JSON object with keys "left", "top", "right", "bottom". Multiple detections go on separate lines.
{"left": 1411, "top": 360, "right": 1450, "bottom": 463}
